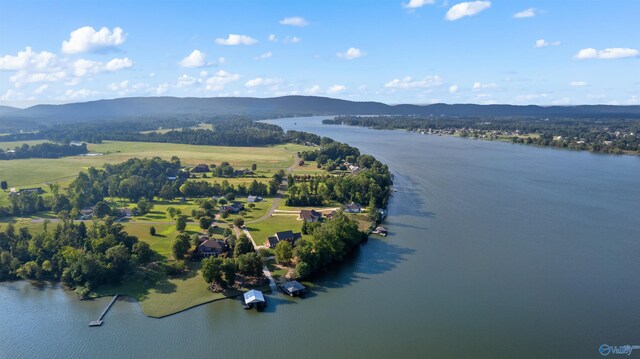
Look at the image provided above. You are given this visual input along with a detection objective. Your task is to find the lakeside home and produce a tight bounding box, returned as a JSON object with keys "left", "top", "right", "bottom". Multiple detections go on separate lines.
{"left": 299, "top": 209, "right": 322, "bottom": 222}
{"left": 266, "top": 230, "right": 302, "bottom": 248}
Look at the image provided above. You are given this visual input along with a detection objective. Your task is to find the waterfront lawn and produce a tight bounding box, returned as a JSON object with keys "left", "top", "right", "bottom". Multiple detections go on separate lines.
{"left": 246, "top": 215, "right": 308, "bottom": 247}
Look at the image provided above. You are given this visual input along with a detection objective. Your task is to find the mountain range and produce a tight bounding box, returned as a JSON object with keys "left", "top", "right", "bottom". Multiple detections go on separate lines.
{"left": 1, "top": 96, "right": 639, "bottom": 126}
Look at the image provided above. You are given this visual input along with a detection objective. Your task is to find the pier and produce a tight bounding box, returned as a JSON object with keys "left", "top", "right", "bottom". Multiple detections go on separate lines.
{"left": 89, "top": 294, "right": 119, "bottom": 327}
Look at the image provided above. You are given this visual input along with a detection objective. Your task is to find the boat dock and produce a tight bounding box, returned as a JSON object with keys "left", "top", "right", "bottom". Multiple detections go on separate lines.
{"left": 89, "top": 294, "right": 119, "bottom": 327}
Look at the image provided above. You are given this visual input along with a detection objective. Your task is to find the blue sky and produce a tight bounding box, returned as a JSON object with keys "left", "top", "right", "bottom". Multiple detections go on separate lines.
{"left": 0, "top": 0, "right": 638, "bottom": 107}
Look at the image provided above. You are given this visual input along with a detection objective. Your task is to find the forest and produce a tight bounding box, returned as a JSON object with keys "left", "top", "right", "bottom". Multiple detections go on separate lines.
{"left": 0, "top": 142, "right": 88, "bottom": 160}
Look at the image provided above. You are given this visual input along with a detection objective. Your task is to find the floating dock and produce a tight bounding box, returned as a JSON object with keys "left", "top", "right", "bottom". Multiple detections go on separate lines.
{"left": 89, "top": 294, "right": 119, "bottom": 327}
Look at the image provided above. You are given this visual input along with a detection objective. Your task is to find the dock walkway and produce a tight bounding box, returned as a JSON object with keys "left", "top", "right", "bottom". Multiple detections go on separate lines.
{"left": 89, "top": 294, "right": 119, "bottom": 327}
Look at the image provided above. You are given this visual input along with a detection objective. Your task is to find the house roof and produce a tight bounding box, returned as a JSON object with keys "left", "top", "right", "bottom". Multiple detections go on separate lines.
{"left": 267, "top": 236, "right": 279, "bottom": 247}
{"left": 275, "top": 230, "right": 301, "bottom": 241}
{"left": 375, "top": 226, "right": 388, "bottom": 232}
{"left": 344, "top": 202, "right": 361, "bottom": 210}
{"left": 282, "top": 280, "right": 306, "bottom": 292}
{"left": 199, "top": 239, "right": 224, "bottom": 251}
{"left": 244, "top": 289, "right": 265, "bottom": 304}
{"left": 299, "top": 209, "right": 322, "bottom": 220}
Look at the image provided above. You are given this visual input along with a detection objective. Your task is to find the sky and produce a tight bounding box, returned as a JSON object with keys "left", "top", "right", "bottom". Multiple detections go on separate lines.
{"left": 0, "top": 0, "right": 638, "bottom": 108}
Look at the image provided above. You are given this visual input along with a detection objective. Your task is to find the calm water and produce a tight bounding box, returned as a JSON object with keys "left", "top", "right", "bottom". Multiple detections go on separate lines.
{"left": 1, "top": 116, "right": 639, "bottom": 358}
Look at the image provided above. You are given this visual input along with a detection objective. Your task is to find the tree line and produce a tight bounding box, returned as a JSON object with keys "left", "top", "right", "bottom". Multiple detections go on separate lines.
{"left": 0, "top": 142, "right": 88, "bottom": 160}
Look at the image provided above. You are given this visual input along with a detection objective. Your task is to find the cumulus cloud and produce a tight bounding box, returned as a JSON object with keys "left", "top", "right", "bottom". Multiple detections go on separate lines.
{"left": 472, "top": 81, "right": 496, "bottom": 89}
{"left": 0, "top": 47, "right": 57, "bottom": 70}
{"left": 244, "top": 77, "right": 282, "bottom": 88}
{"left": 449, "top": 85, "right": 459, "bottom": 93}
{"left": 513, "top": 8, "right": 538, "bottom": 18}
{"left": 279, "top": 17, "right": 309, "bottom": 27}
{"left": 215, "top": 34, "right": 257, "bottom": 45}
{"left": 205, "top": 70, "right": 240, "bottom": 91}
{"left": 268, "top": 34, "right": 277, "bottom": 42}
{"left": 283, "top": 36, "right": 302, "bottom": 44}
{"left": 327, "top": 85, "right": 346, "bottom": 94}
{"left": 445, "top": 1, "right": 491, "bottom": 21}
{"left": 34, "top": 84, "right": 49, "bottom": 94}
{"left": 403, "top": 0, "right": 435, "bottom": 9}
{"left": 179, "top": 50, "right": 207, "bottom": 68}
{"left": 62, "top": 26, "right": 126, "bottom": 54}
{"left": 384, "top": 75, "right": 443, "bottom": 89}
{"left": 105, "top": 57, "right": 133, "bottom": 71}
{"left": 570, "top": 81, "right": 588, "bottom": 86}
{"left": 176, "top": 74, "right": 197, "bottom": 88}
{"left": 534, "top": 39, "right": 560, "bottom": 48}
{"left": 256, "top": 52, "right": 273, "bottom": 60}
{"left": 575, "top": 47, "right": 639, "bottom": 60}
{"left": 73, "top": 57, "right": 132, "bottom": 77}
{"left": 337, "top": 47, "right": 366, "bottom": 60}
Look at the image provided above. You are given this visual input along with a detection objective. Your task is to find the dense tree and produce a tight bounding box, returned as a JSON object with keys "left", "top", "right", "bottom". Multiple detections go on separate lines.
{"left": 1, "top": 180, "right": 7, "bottom": 190}
{"left": 176, "top": 216, "right": 187, "bottom": 232}
{"left": 149, "top": 226, "right": 156, "bottom": 236}
{"left": 236, "top": 252, "right": 263, "bottom": 277}
{"left": 172, "top": 232, "right": 191, "bottom": 259}
{"left": 233, "top": 235, "right": 254, "bottom": 257}
{"left": 93, "top": 201, "right": 111, "bottom": 218}
{"left": 199, "top": 216, "right": 213, "bottom": 230}
{"left": 274, "top": 240, "right": 293, "bottom": 264}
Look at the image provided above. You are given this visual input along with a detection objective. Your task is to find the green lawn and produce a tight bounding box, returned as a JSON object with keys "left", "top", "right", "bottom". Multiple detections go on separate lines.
{"left": 246, "top": 214, "right": 309, "bottom": 247}
{"left": 0, "top": 139, "right": 52, "bottom": 150}
{"left": 0, "top": 141, "right": 305, "bottom": 188}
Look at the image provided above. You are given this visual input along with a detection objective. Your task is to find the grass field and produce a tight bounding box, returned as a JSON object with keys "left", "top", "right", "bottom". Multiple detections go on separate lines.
{"left": 246, "top": 214, "right": 310, "bottom": 247}
{"left": 0, "top": 141, "right": 306, "bottom": 188}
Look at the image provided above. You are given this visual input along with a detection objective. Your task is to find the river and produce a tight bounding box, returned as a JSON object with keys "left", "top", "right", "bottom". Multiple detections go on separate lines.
{"left": 1, "top": 116, "right": 639, "bottom": 358}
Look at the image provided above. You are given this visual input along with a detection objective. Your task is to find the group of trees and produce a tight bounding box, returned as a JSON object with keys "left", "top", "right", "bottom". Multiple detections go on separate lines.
{"left": 0, "top": 219, "right": 157, "bottom": 297}
{"left": 0, "top": 142, "right": 87, "bottom": 160}
{"left": 293, "top": 212, "right": 367, "bottom": 279}
{"left": 179, "top": 178, "right": 272, "bottom": 198}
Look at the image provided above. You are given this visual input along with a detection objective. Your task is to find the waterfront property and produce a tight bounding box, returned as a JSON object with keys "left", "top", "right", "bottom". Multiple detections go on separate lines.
{"left": 196, "top": 238, "right": 228, "bottom": 258}
{"left": 242, "top": 290, "right": 266, "bottom": 310}
{"left": 266, "top": 230, "right": 302, "bottom": 248}
{"left": 279, "top": 281, "right": 308, "bottom": 297}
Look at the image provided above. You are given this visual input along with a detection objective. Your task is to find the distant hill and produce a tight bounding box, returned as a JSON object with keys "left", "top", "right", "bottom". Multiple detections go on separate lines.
{"left": 1, "top": 96, "right": 639, "bottom": 126}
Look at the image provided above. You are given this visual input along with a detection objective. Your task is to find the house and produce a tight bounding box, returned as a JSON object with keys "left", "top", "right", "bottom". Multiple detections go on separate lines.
{"left": 117, "top": 208, "right": 133, "bottom": 217}
{"left": 372, "top": 226, "right": 388, "bottom": 236}
{"left": 166, "top": 176, "right": 177, "bottom": 181}
{"left": 9, "top": 187, "right": 44, "bottom": 196}
{"left": 325, "top": 210, "right": 337, "bottom": 220}
{"left": 243, "top": 289, "right": 266, "bottom": 310}
{"left": 79, "top": 207, "right": 94, "bottom": 220}
{"left": 247, "top": 195, "right": 262, "bottom": 203}
{"left": 279, "top": 280, "right": 308, "bottom": 297}
{"left": 343, "top": 202, "right": 362, "bottom": 213}
{"left": 266, "top": 230, "right": 302, "bottom": 248}
{"left": 220, "top": 202, "right": 244, "bottom": 214}
{"left": 69, "top": 141, "right": 85, "bottom": 147}
{"left": 298, "top": 209, "right": 322, "bottom": 222}
{"left": 191, "top": 164, "right": 210, "bottom": 173}
{"left": 197, "top": 239, "right": 227, "bottom": 257}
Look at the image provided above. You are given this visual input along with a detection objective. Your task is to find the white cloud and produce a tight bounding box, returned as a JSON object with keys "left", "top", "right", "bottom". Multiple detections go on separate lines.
{"left": 205, "top": 70, "right": 240, "bottom": 91}
{"left": 445, "top": 1, "right": 491, "bottom": 21}
{"left": 62, "top": 26, "right": 126, "bottom": 54}
{"left": 337, "top": 47, "right": 366, "bottom": 60}
{"left": 552, "top": 97, "right": 572, "bottom": 105}
{"left": 268, "top": 34, "right": 277, "bottom": 42}
{"left": 384, "top": 75, "right": 443, "bottom": 89}
{"left": 279, "top": 17, "right": 309, "bottom": 27}
{"left": 215, "top": 34, "right": 257, "bottom": 45}
{"left": 64, "top": 88, "right": 99, "bottom": 99}
{"left": 73, "top": 57, "right": 132, "bottom": 77}
{"left": 403, "top": 0, "right": 435, "bottom": 9}
{"left": 304, "top": 85, "right": 321, "bottom": 95}
{"left": 283, "top": 36, "right": 302, "bottom": 44}
{"left": 33, "top": 84, "right": 49, "bottom": 94}
{"left": 576, "top": 47, "right": 639, "bottom": 60}
{"left": 177, "top": 74, "right": 197, "bottom": 88}
{"left": 179, "top": 50, "right": 207, "bottom": 68}
{"left": 149, "top": 83, "right": 169, "bottom": 95}
{"left": 244, "top": 77, "right": 282, "bottom": 88}
{"left": 570, "top": 81, "right": 588, "bottom": 86}
{"left": 534, "top": 39, "right": 560, "bottom": 48}
{"left": 256, "top": 51, "right": 273, "bottom": 60}
{"left": 108, "top": 80, "right": 129, "bottom": 91}
{"left": 449, "top": 85, "right": 459, "bottom": 93}
{"left": 513, "top": 8, "right": 537, "bottom": 18}
{"left": 472, "top": 82, "right": 496, "bottom": 89}
{"left": 327, "top": 85, "right": 347, "bottom": 94}
{"left": 0, "top": 47, "right": 57, "bottom": 70}
{"left": 105, "top": 57, "right": 133, "bottom": 71}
